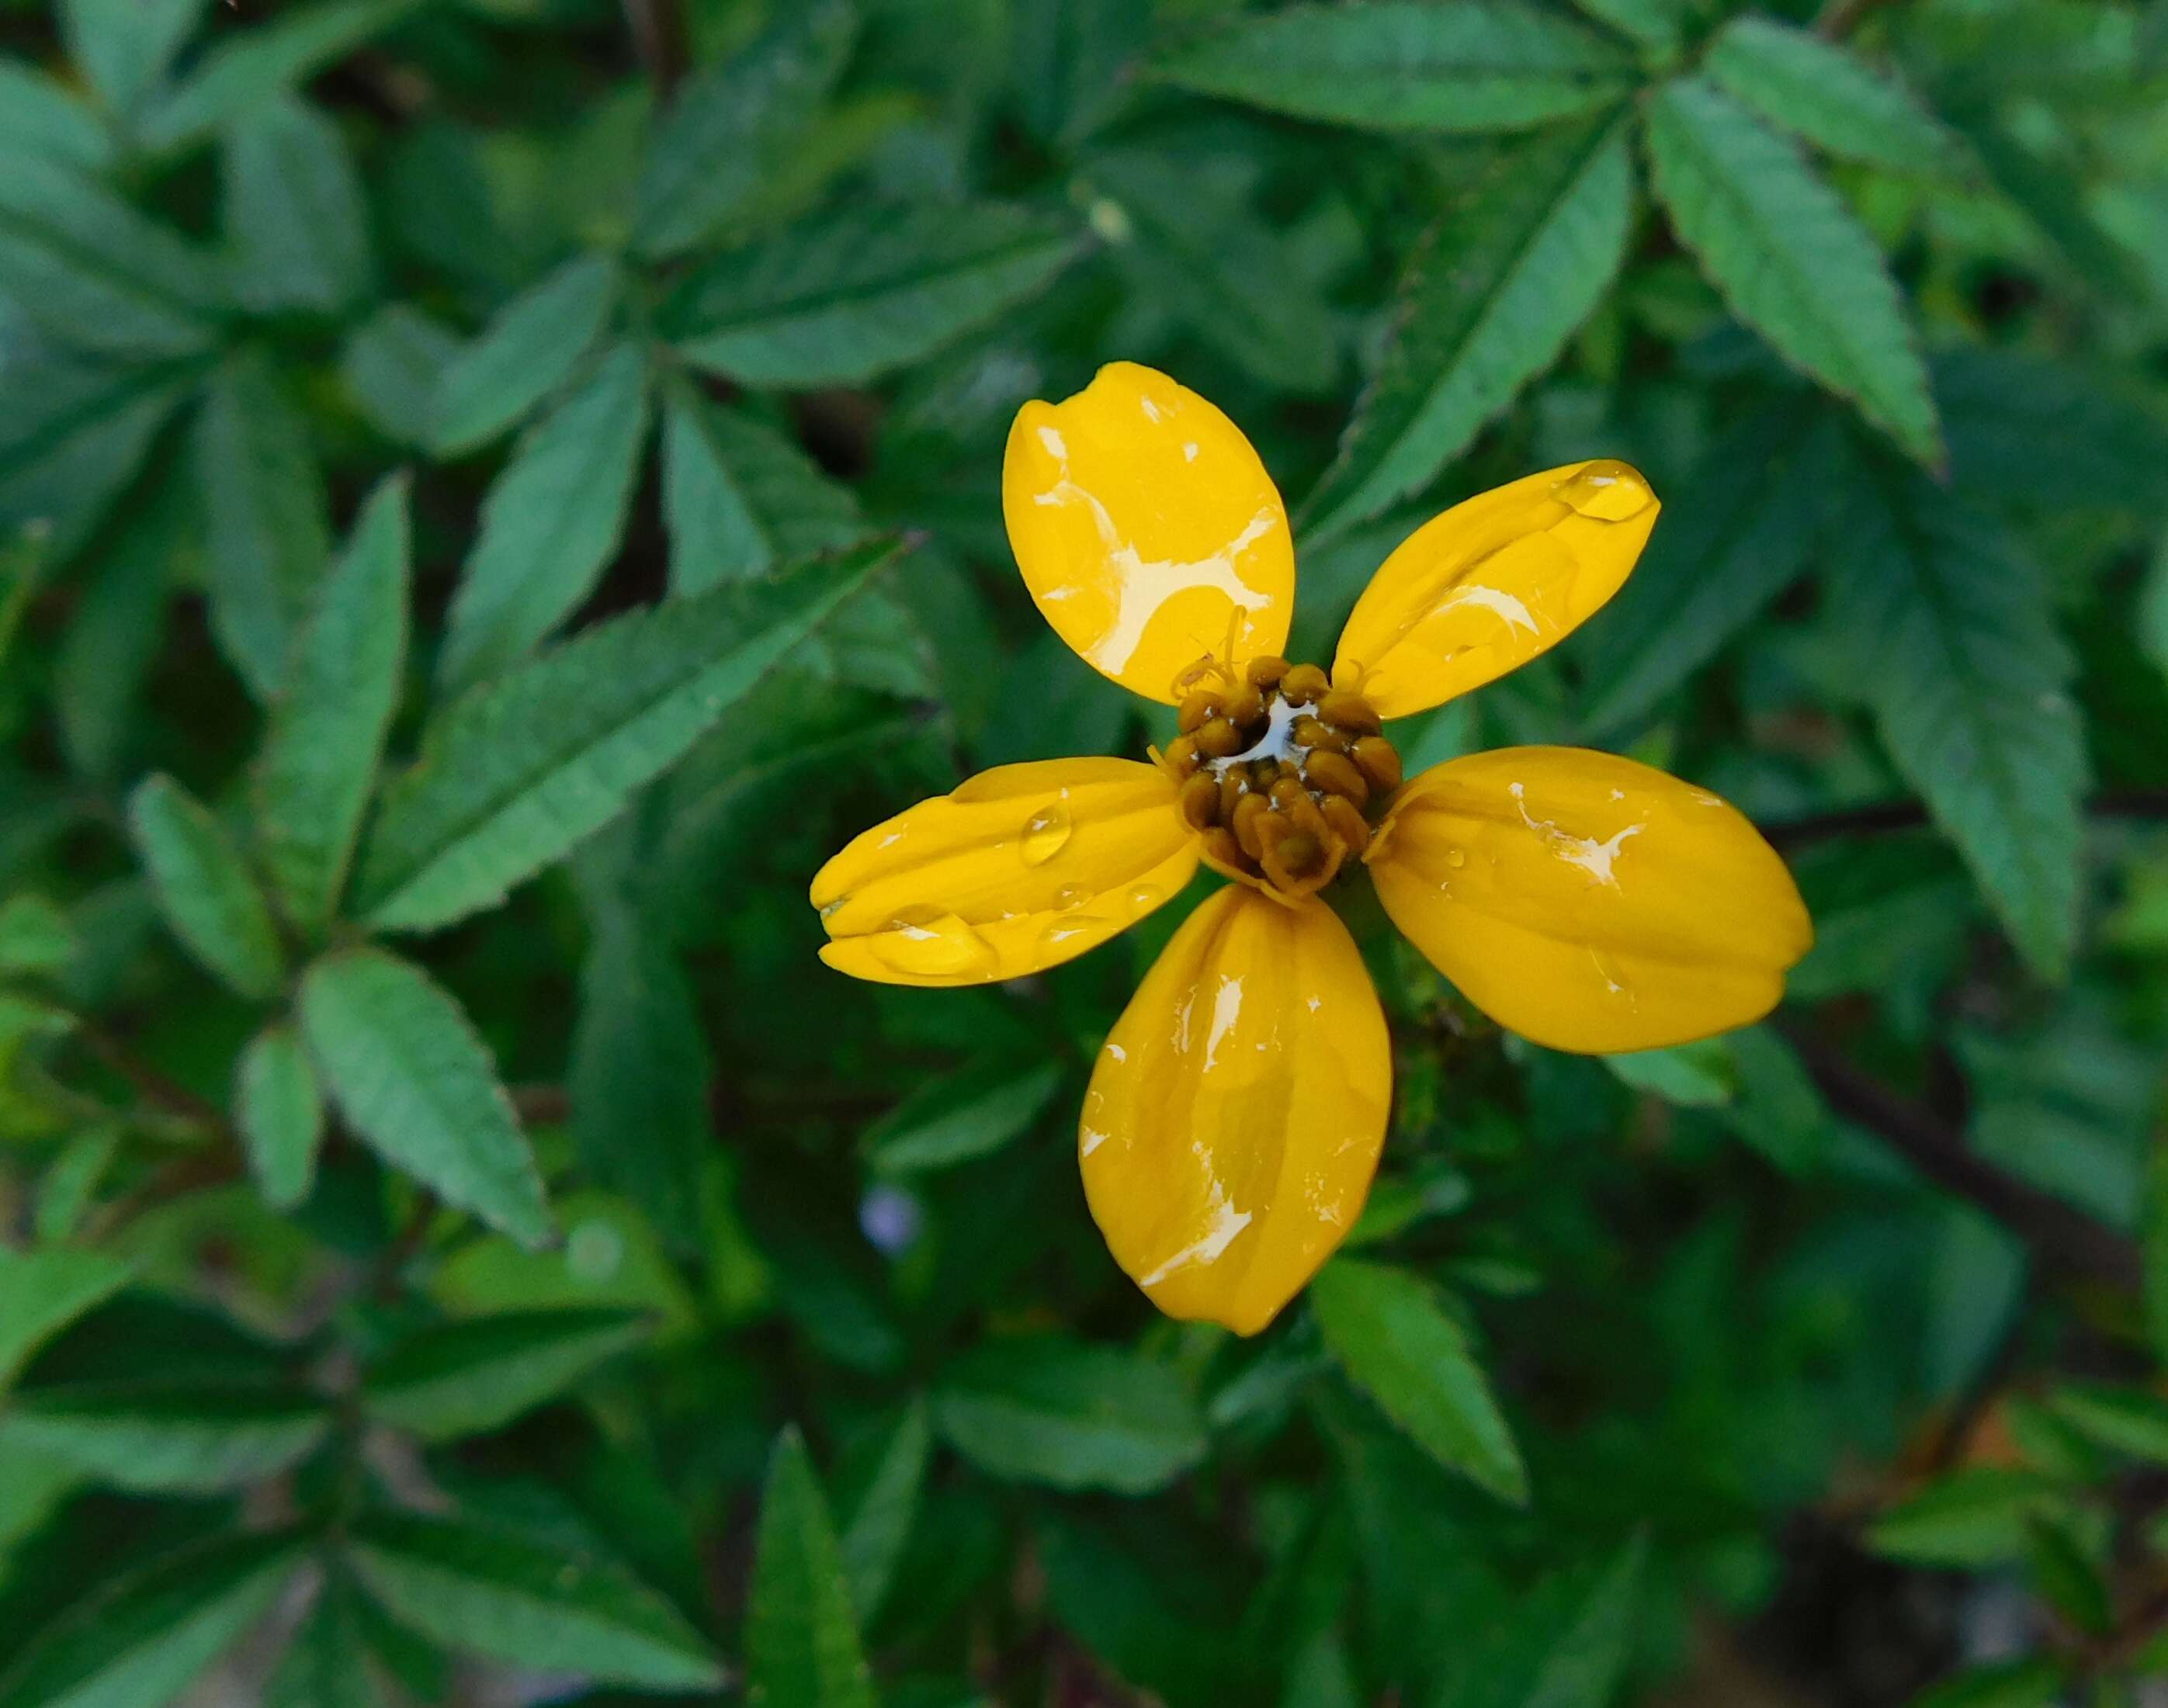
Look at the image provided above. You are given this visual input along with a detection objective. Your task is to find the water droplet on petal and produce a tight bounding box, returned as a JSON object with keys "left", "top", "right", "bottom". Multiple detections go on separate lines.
{"left": 1054, "top": 883, "right": 1091, "bottom": 910}
{"left": 1038, "top": 913, "right": 1111, "bottom": 954}
{"left": 1127, "top": 882, "right": 1163, "bottom": 913}
{"left": 1444, "top": 847, "right": 1467, "bottom": 869}
{"left": 1589, "top": 947, "right": 1632, "bottom": 998}
{"left": 1020, "top": 803, "right": 1073, "bottom": 866}
{"left": 1556, "top": 459, "right": 1655, "bottom": 522}
{"left": 869, "top": 907, "right": 999, "bottom": 978}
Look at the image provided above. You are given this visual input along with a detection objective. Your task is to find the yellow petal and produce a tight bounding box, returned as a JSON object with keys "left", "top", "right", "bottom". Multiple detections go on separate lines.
{"left": 1080, "top": 885, "right": 1390, "bottom": 1336}
{"left": 1369, "top": 747, "right": 1812, "bottom": 1053}
{"left": 1332, "top": 461, "right": 1660, "bottom": 719}
{"left": 1003, "top": 362, "right": 1296, "bottom": 704}
{"left": 812, "top": 758, "right": 1199, "bottom": 986}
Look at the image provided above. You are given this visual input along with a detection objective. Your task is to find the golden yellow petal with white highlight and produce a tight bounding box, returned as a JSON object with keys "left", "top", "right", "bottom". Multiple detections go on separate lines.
{"left": 1332, "top": 461, "right": 1660, "bottom": 719}
{"left": 1003, "top": 362, "right": 1296, "bottom": 704}
{"left": 1368, "top": 747, "right": 1812, "bottom": 1054}
{"left": 812, "top": 758, "right": 1199, "bottom": 987}
{"left": 1079, "top": 885, "right": 1390, "bottom": 1336}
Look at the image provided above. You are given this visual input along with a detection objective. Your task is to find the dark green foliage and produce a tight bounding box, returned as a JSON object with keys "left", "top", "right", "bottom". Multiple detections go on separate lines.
{"left": 0, "top": 0, "right": 2163, "bottom": 1703}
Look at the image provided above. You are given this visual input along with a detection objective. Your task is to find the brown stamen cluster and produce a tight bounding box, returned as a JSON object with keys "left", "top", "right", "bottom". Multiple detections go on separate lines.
{"left": 1160, "top": 657, "right": 1403, "bottom": 899}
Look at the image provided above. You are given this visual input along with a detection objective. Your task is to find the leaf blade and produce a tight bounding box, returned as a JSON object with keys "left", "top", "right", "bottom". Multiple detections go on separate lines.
{"left": 662, "top": 203, "right": 1082, "bottom": 388}
{"left": 1642, "top": 77, "right": 1941, "bottom": 466}
{"left": 1824, "top": 471, "right": 2086, "bottom": 979}
{"left": 354, "top": 538, "right": 899, "bottom": 933}
{"left": 1302, "top": 110, "right": 1636, "bottom": 538}
{"left": 298, "top": 946, "right": 551, "bottom": 1245}
{"left": 127, "top": 772, "right": 286, "bottom": 1000}
{"left": 344, "top": 1509, "right": 723, "bottom": 1691}
{"left": 748, "top": 1428, "right": 877, "bottom": 1708}
{"left": 436, "top": 341, "right": 651, "bottom": 695}
{"left": 255, "top": 473, "right": 411, "bottom": 934}
{"left": 1153, "top": 0, "right": 1636, "bottom": 133}
{"left": 1309, "top": 1259, "right": 1528, "bottom": 1505}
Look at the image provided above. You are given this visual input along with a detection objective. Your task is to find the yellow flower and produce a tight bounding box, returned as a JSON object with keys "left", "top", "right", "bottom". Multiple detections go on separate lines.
{"left": 811, "top": 362, "right": 1812, "bottom": 1336}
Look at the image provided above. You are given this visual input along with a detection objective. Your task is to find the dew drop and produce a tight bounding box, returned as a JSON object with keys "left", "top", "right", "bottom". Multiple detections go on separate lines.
{"left": 1557, "top": 459, "right": 1655, "bottom": 523}
{"left": 1020, "top": 803, "right": 1073, "bottom": 867}
{"left": 1444, "top": 847, "right": 1467, "bottom": 869}
{"left": 869, "top": 907, "right": 999, "bottom": 978}
{"left": 1054, "top": 882, "right": 1091, "bottom": 910}
{"left": 1127, "top": 882, "right": 1163, "bottom": 913}
{"left": 1038, "top": 913, "right": 1111, "bottom": 954}
{"left": 1588, "top": 947, "right": 1632, "bottom": 997}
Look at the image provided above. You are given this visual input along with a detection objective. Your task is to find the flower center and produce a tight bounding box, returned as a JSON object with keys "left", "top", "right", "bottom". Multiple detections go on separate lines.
{"left": 1160, "top": 657, "right": 1401, "bottom": 900}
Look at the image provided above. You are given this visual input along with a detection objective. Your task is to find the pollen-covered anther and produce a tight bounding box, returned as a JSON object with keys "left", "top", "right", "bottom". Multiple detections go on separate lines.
{"left": 1160, "top": 661, "right": 1398, "bottom": 898}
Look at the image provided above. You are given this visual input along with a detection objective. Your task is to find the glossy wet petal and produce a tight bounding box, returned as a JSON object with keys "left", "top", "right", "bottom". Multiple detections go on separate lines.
{"left": 1080, "top": 885, "right": 1390, "bottom": 1336}
{"left": 1004, "top": 362, "right": 1296, "bottom": 704}
{"left": 1332, "top": 461, "right": 1660, "bottom": 719}
{"left": 1368, "top": 747, "right": 1811, "bottom": 1052}
{"left": 812, "top": 758, "right": 1199, "bottom": 986}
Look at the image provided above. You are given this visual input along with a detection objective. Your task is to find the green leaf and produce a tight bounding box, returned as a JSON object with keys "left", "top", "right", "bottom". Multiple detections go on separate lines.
{"left": 661, "top": 388, "right": 867, "bottom": 591}
{"left": 428, "top": 253, "right": 621, "bottom": 456}
{"left": 35, "top": 1127, "right": 120, "bottom": 1245}
{"left": 567, "top": 914, "right": 711, "bottom": 1248}
{"left": 0, "top": 1530, "right": 304, "bottom": 1708}
{"left": 343, "top": 1509, "right": 723, "bottom": 1691}
{"left": 748, "top": 1428, "right": 877, "bottom": 1708}
{"left": 361, "top": 1308, "right": 650, "bottom": 1441}
{"left": 254, "top": 474, "right": 410, "bottom": 934}
{"left": 0, "top": 351, "right": 193, "bottom": 563}
{"left": 342, "top": 303, "right": 463, "bottom": 450}
{"left": 222, "top": 95, "right": 372, "bottom": 315}
{"left": 0, "top": 1246, "right": 129, "bottom": 1392}
{"left": 234, "top": 1021, "right": 324, "bottom": 1210}
{"left": 55, "top": 462, "right": 190, "bottom": 780}
{"left": 2024, "top": 1513, "right": 2110, "bottom": 1634}
{"left": 0, "top": 1383, "right": 332, "bottom": 1491}
{"left": 267, "top": 1583, "right": 383, "bottom": 1708}
{"left": 435, "top": 341, "right": 650, "bottom": 695}
{"left": 933, "top": 1336, "right": 1209, "bottom": 1494}
{"left": 1868, "top": 1467, "right": 2068, "bottom": 1567}
{"left": 1704, "top": 18, "right": 1966, "bottom": 178}
{"left": 1641, "top": 77, "right": 1941, "bottom": 467}
{"left": 632, "top": 0, "right": 858, "bottom": 258}
{"left": 1566, "top": 0, "right": 1688, "bottom": 54}
{"left": 297, "top": 947, "right": 551, "bottom": 1245}
{"left": 0, "top": 895, "right": 77, "bottom": 975}
{"left": 0, "top": 158, "right": 224, "bottom": 359}
{"left": 0, "top": 64, "right": 117, "bottom": 175}
{"left": 1430, "top": 1539, "right": 1643, "bottom": 1708}
{"left": 1604, "top": 1037, "right": 1736, "bottom": 1107}
{"left": 1153, "top": 1, "right": 1636, "bottom": 133}
{"left": 1083, "top": 144, "right": 1339, "bottom": 395}
{"left": 1824, "top": 472, "right": 2085, "bottom": 980}
{"left": 1575, "top": 407, "right": 1837, "bottom": 733}
{"left": 2044, "top": 1383, "right": 2168, "bottom": 1464}
{"left": 134, "top": 0, "right": 424, "bottom": 154}
{"left": 664, "top": 203, "right": 1081, "bottom": 388}
{"left": 60, "top": 0, "right": 205, "bottom": 124}
{"left": 1906, "top": 1659, "right": 2068, "bottom": 1708}
{"left": 1014, "top": 0, "right": 1150, "bottom": 144}
{"left": 863, "top": 1056, "right": 1063, "bottom": 1175}
{"left": 193, "top": 350, "right": 334, "bottom": 701}
{"left": 837, "top": 1397, "right": 931, "bottom": 1624}
{"left": 1946, "top": 109, "right": 2152, "bottom": 305}
{"left": 1300, "top": 111, "right": 1635, "bottom": 539}
{"left": 127, "top": 773, "right": 286, "bottom": 1000}
{"left": 354, "top": 538, "right": 898, "bottom": 932}
{"left": 1309, "top": 1259, "right": 1527, "bottom": 1505}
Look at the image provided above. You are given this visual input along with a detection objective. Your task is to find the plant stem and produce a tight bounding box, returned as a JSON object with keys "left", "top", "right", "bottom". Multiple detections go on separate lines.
{"left": 1779, "top": 1021, "right": 2141, "bottom": 1291}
